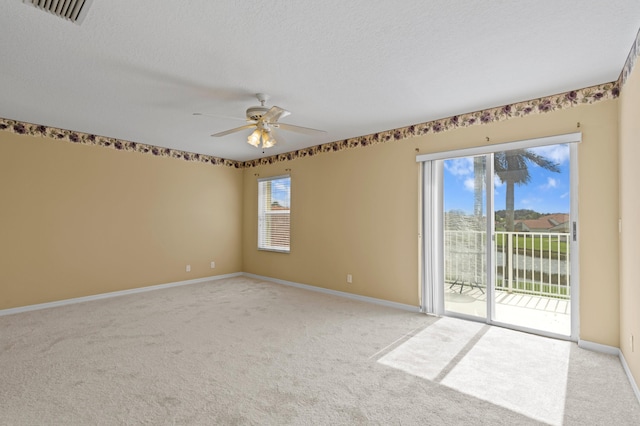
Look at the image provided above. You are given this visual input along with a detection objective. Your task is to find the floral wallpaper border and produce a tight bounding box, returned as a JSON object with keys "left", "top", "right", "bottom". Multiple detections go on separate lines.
{"left": 2, "top": 24, "right": 639, "bottom": 170}
{"left": 241, "top": 81, "right": 619, "bottom": 168}
{"left": 245, "top": 25, "right": 640, "bottom": 168}
{"left": 620, "top": 25, "right": 640, "bottom": 87}
{"left": 0, "top": 119, "right": 242, "bottom": 168}
{"left": 0, "top": 80, "right": 620, "bottom": 170}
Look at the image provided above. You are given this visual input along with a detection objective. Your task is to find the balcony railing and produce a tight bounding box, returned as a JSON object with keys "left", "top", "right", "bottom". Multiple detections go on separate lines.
{"left": 444, "top": 230, "right": 570, "bottom": 300}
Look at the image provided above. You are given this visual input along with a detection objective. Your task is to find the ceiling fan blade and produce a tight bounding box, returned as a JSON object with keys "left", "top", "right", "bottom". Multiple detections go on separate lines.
{"left": 275, "top": 123, "right": 327, "bottom": 135}
{"left": 261, "top": 106, "right": 291, "bottom": 124}
{"left": 211, "top": 124, "right": 256, "bottom": 137}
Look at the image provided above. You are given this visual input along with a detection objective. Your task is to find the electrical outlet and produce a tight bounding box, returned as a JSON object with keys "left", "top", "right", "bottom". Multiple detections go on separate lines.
{"left": 210, "top": 261, "right": 216, "bottom": 269}
{"left": 347, "top": 274, "right": 353, "bottom": 284}
{"left": 186, "top": 264, "right": 191, "bottom": 272}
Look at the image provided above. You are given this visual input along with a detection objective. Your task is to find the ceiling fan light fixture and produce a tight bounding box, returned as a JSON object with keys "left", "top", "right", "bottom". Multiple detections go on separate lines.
{"left": 208, "top": 93, "right": 326, "bottom": 149}
{"left": 247, "top": 129, "right": 261, "bottom": 147}
{"left": 261, "top": 131, "right": 276, "bottom": 148}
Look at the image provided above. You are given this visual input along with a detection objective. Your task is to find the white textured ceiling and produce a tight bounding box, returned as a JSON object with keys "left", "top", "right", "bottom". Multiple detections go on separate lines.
{"left": 1, "top": 1, "right": 639, "bottom": 161}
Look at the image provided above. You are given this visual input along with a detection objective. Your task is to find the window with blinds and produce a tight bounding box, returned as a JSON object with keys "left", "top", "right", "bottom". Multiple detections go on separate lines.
{"left": 258, "top": 175, "right": 291, "bottom": 252}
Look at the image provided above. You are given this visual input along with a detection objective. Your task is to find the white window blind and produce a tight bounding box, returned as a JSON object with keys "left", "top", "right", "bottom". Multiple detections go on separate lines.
{"left": 258, "top": 175, "right": 291, "bottom": 252}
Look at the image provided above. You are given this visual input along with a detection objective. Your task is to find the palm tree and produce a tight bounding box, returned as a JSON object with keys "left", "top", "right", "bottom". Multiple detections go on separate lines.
{"left": 492, "top": 149, "right": 560, "bottom": 292}
{"left": 473, "top": 156, "right": 485, "bottom": 220}
{"left": 472, "top": 156, "right": 487, "bottom": 288}
{"left": 494, "top": 149, "right": 560, "bottom": 232}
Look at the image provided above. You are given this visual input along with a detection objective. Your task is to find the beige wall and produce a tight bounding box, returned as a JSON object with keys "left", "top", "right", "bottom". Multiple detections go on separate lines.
{"left": 243, "top": 141, "right": 421, "bottom": 305}
{"left": 243, "top": 100, "right": 620, "bottom": 346}
{"left": 619, "top": 61, "right": 640, "bottom": 384}
{"left": 0, "top": 131, "right": 243, "bottom": 310}
{"left": 0, "top": 92, "right": 624, "bottom": 350}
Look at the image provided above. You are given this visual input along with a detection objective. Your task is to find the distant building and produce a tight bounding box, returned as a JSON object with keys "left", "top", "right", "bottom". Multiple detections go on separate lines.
{"left": 514, "top": 213, "right": 569, "bottom": 233}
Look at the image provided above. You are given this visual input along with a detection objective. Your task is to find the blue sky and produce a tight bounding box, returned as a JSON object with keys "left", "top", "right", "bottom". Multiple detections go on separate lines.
{"left": 443, "top": 144, "right": 570, "bottom": 215}
{"left": 270, "top": 177, "right": 291, "bottom": 208}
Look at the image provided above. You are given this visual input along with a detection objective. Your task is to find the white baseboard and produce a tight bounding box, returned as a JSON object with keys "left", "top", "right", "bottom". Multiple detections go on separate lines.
{"left": 619, "top": 350, "right": 640, "bottom": 403}
{"left": 579, "top": 339, "right": 640, "bottom": 404}
{"left": 243, "top": 272, "right": 421, "bottom": 313}
{"left": 2, "top": 272, "right": 638, "bottom": 403}
{"left": 0, "top": 272, "right": 242, "bottom": 317}
{"left": 1, "top": 271, "right": 418, "bottom": 316}
{"left": 577, "top": 339, "right": 620, "bottom": 355}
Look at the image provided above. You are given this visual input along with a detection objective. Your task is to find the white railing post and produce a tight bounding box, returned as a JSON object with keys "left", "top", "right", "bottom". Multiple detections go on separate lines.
{"left": 507, "top": 232, "right": 513, "bottom": 293}
{"left": 446, "top": 229, "right": 569, "bottom": 300}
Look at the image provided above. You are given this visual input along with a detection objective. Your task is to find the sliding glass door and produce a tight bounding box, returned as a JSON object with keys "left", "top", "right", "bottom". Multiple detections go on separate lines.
{"left": 492, "top": 145, "right": 572, "bottom": 335}
{"left": 420, "top": 134, "right": 579, "bottom": 340}
{"left": 442, "top": 155, "right": 488, "bottom": 319}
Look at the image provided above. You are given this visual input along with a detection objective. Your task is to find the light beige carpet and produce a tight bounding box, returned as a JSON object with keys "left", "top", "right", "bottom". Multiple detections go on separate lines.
{"left": 380, "top": 318, "right": 571, "bottom": 425}
{"left": 1, "top": 276, "right": 638, "bottom": 425}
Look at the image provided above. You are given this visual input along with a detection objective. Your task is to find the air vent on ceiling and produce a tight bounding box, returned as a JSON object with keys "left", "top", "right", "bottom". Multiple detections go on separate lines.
{"left": 23, "top": 0, "right": 93, "bottom": 24}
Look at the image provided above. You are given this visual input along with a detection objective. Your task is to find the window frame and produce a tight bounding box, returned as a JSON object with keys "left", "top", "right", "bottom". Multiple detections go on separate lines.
{"left": 257, "top": 174, "right": 291, "bottom": 253}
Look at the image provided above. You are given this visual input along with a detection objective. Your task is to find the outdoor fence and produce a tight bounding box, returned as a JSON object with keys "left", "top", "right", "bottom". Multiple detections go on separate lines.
{"left": 444, "top": 230, "right": 571, "bottom": 299}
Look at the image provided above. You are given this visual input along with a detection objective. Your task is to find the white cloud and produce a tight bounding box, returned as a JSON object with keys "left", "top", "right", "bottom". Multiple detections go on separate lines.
{"left": 531, "top": 144, "right": 570, "bottom": 165}
{"left": 444, "top": 158, "right": 474, "bottom": 176}
{"left": 464, "top": 177, "right": 476, "bottom": 192}
{"left": 540, "top": 177, "right": 558, "bottom": 190}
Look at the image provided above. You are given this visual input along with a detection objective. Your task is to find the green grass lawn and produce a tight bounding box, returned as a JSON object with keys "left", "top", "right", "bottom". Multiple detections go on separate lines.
{"left": 495, "top": 233, "right": 568, "bottom": 255}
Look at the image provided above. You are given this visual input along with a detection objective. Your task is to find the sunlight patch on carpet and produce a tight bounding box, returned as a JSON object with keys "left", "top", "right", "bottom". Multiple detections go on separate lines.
{"left": 441, "top": 326, "right": 570, "bottom": 425}
{"left": 378, "top": 318, "right": 571, "bottom": 425}
{"left": 378, "top": 317, "right": 484, "bottom": 380}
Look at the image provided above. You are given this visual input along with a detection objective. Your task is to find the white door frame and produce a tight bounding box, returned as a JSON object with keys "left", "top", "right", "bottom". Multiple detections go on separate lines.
{"left": 417, "top": 132, "right": 581, "bottom": 341}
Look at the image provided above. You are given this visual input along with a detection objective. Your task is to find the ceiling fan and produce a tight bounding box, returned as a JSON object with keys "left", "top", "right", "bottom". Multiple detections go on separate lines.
{"left": 198, "top": 93, "right": 326, "bottom": 149}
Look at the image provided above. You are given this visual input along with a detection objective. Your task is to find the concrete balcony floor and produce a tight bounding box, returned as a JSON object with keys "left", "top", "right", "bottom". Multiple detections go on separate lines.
{"left": 444, "top": 283, "right": 571, "bottom": 336}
